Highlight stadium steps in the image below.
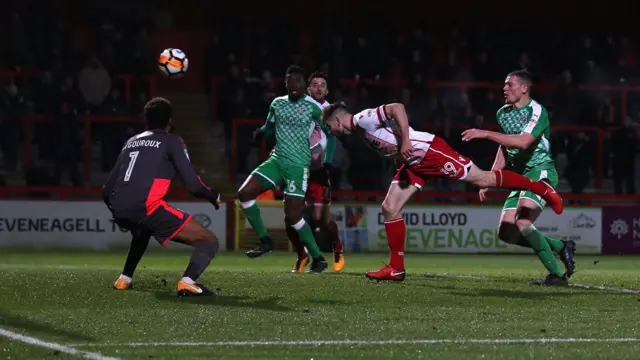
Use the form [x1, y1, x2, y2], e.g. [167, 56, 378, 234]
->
[157, 92, 236, 197]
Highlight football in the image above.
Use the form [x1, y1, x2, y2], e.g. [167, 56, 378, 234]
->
[158, 48, 188, 78]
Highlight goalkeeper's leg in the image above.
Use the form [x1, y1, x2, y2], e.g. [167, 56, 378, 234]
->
[114, 229, 151, 290]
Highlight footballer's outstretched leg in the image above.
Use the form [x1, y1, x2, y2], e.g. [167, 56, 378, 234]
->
[498, 201, 573, 285]
[113, 230, 151, 290]
[365, 182, 418, 282]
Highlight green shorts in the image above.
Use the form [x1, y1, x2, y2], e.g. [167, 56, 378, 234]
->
[502, 167, 558, 211]
[251, 157, 309, 198]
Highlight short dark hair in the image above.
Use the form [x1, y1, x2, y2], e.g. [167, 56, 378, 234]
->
[144, 97, 173, 129]
[308, 71, 328, 85]
[322, 102, 349, 123]
[286, 65, 305, 77]
[508, 70, 533, 88]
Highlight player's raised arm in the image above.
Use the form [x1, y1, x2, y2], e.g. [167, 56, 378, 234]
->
[384, 103, 413, 159]
[168, 135, 221, 207]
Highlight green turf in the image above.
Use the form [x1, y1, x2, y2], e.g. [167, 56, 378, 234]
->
[1, 251, 640, 360]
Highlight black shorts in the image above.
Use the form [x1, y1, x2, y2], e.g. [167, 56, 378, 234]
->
[113, 200, 192, 245]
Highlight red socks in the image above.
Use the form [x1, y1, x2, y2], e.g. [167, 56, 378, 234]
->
[384, 218, 406, 270]
[327, 220, 343, 252]
[493, 170, 546, 195]
[286, 225, 307, 259]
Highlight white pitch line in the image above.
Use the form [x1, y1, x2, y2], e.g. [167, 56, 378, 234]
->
[424, 273, 640, 295]
[570, 283, 640, 295]
[0, 328, 120, 360]
[69, 338, 640, 347]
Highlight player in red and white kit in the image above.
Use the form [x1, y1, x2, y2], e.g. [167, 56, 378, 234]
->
[322, 102, 564, 281]
[288, 72, 345, 273]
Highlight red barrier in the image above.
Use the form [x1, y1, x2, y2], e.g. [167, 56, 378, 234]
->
[0, 186, 190, 200]
[220, 76, 639, 189]
[230, 118, 614, 188]
[1, 115, 145, 183]
[0, 72, 156, 107]
[2, 186, 638, 207]
[1, 72, 156, 182]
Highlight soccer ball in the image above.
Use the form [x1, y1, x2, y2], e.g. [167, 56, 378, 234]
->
[158, 48, 188, 78]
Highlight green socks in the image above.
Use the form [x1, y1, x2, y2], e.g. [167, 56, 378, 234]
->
[242, 200, 323, 259]
[295, 222, 322, 259]
[545, 236, 565, 253]
[522, 227, 564, 276]
[506, 231, 565, 254]
[242, 202, 270, 239]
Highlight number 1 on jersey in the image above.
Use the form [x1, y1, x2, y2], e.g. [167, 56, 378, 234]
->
[124, 151, 139, 182]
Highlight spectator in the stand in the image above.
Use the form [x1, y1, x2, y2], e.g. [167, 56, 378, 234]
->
[611, 116, 638, 194]
[618, 37, 637, 81]
[33, 71, 57, 115]
[355, 86, 376, 110]
[227, 87, 252, 173]
[400, 88, 425, 128]
[565, 132, 593, 196]
[437, 50, 461, 81]
[103, 88, 127, 116]
[129, 27, 155, 74]
[472, 51, 496, 81]
[475, 90, 503, 120]
[131, 91, 148, 117]
[404, 50, 426, 81]
[79, 56, 112, 114]
[52, 101, 81, 186]
[552, 70, 580, 125]
[1, 82, 27, 171]
[100, 88, 130, 170]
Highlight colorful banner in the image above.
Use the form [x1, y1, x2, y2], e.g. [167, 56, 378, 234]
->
[601, 207, 640, 254]
[0, 201, 227, 250]
[347, 205, 601, 254]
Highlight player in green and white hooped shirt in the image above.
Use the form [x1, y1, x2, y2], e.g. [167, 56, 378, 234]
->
[462, 70, 576, 286]
[237, 65, 328, 273]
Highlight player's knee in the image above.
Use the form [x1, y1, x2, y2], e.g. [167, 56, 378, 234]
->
[381, 199, 401, 220]
[498, 222, 520, 244]
[237, 187, 252, 203]
[515, 219, 535, 236]
[197, 228, 217, 244]
[285, 211, 303, 225]
[285, 205, 304, 224]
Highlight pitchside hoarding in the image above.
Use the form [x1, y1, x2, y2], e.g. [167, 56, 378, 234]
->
[246, 203, 602, 254]
[0, 201, 227, 250]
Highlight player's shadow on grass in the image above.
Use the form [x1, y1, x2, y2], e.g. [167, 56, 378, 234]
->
[448, 289, 577, 300]
[153, 292, 292, 312]
[0, 312, 95, 341]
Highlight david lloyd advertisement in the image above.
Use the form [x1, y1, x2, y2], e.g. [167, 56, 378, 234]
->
[361, 205, 601, 254]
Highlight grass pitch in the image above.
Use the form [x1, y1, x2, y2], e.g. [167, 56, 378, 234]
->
[1, 250, 640, 359]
